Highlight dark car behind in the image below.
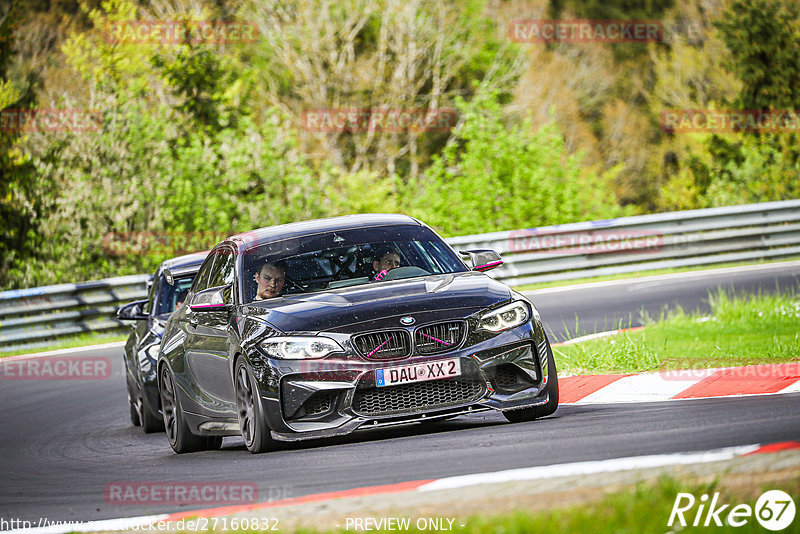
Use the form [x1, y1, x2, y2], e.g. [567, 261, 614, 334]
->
[117, 251, 208, 432]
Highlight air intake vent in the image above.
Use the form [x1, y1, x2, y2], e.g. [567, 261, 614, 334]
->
[492, 363, 535, 392]
[414, 321, 466, 354]
[353, 377, 485, 416]
[353, 330, 411, 360]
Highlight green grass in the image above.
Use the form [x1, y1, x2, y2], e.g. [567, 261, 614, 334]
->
[516, 256, 800, 291]
[241, 474, 800, 534]
[0, 330, 128, 357]
[443, 476, 800, 534]
[553, 290, 800, 374]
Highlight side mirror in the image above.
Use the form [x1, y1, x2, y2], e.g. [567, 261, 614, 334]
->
[190, 285, 232, 312]
[163, 268, 175, 286]
[117, 299, 149, 321]
[460, 249, 503, 272]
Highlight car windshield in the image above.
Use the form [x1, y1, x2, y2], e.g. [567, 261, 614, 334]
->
[241, 225, 467, 302]
[155, 274, 195, 316]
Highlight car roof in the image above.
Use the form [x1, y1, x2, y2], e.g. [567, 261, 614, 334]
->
[159, 250, 210, 271]
[226, 214, 423, 250]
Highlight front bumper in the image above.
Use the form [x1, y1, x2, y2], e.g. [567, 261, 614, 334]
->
[247, 321, 552, 442]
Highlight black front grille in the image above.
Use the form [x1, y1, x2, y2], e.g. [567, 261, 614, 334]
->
[353, 377, 485, 416]
[353, 330, 411, 360]
[414, 321, 466, 354]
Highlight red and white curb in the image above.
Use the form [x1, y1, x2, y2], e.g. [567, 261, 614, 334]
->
[9, 441, 800, 534]
[557, 362, 800, 404]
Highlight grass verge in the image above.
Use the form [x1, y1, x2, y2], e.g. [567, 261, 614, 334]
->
[441, 476, 800, 534]
[516, 256, 800, 291]
[0, 330, 128, 357]
[553, 290, 800, 374]
[263, 472, 800, 534]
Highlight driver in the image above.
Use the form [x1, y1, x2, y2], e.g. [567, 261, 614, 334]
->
[372, 247, 401, 281]
[254, 261, 286, 300]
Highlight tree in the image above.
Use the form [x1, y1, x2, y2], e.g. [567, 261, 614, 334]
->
[714, 0, 800, 112]
[412, 91, 628, 236]
[0, 0, 41, 288]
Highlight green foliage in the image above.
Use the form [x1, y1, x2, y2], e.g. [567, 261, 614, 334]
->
[0, 0, 42, 287]
[5, 0, 800, 288]
[413, 91, 629, 236]
[715, 0, 800, 112]
[7, 0, 329, 287]
[662, 132, 800, 210]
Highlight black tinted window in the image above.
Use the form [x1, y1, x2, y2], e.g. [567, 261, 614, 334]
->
[207, 247, 235, 289]
[192, 255, 216, 293]
[241, 225, 467, 302]
[155, 275, 195, 315]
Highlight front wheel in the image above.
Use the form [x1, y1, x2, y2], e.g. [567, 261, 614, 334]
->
[159, 366, 209, 453]
[503, 341, 559, 423]
[235, 358, 274, 454]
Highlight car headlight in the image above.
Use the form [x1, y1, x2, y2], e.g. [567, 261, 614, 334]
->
[260, 336, 344, 359]
[478, 301, 530, 332]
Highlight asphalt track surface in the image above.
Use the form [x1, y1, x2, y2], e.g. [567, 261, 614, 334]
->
[1, 263, 799, 525]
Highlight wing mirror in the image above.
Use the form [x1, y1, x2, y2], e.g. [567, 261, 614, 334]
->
[190, 285, 232, 312]
[117, 299, 149, 320]
[460, 249, 503, 272]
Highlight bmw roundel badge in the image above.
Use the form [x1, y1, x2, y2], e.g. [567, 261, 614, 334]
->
[400, 316, 415, 326]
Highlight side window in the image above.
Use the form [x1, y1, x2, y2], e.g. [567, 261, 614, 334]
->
[207, 247, 235, 289]
[192, 255, 217, 294]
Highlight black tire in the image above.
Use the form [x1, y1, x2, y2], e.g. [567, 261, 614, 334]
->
[235, 358, 274, 454]
[127, 379, 141, 427]
[140, 389, 165, 434]
[503, 341, 559, 423]
[159, 366, 208, 453]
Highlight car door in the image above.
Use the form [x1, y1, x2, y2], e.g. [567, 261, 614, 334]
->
[127, 275, 157, 386]
[184, 246, 238, 418]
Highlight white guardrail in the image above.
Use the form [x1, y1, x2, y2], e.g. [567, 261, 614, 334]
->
[1, 200, 799, 352]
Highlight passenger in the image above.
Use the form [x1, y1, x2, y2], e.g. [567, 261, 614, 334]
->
[372, 247, 402, 281]
[174, 288, 189, 310]
[254, 261, 286, 300]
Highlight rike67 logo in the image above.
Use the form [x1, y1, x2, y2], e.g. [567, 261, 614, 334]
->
[669, 490, 795, 531]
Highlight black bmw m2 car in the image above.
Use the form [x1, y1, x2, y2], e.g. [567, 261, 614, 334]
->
[157, 215, 558, 453]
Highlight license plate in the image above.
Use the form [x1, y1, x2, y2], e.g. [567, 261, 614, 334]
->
[375, 358, 461, 387]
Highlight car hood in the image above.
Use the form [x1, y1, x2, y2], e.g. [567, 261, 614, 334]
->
[245, 271, 512, 333]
